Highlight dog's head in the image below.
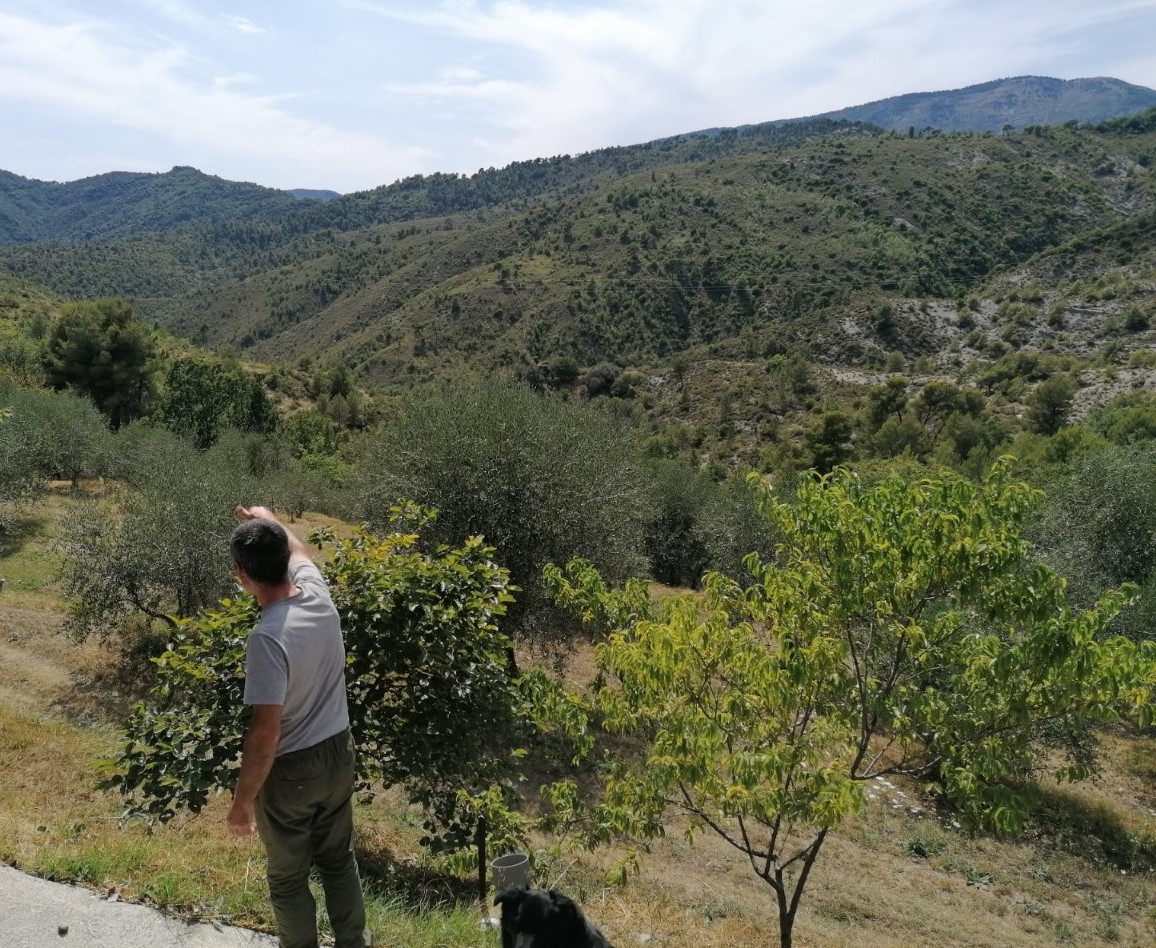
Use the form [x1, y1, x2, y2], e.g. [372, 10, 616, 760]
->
[494, 887, 612, 948]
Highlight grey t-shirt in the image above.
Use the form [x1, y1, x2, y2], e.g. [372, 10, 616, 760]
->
[243, 559, 350, 755]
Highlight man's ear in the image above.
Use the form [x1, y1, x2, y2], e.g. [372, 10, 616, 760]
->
[234, 561, 253, 590]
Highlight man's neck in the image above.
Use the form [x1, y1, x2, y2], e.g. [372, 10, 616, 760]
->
[254, 581, 297, 609]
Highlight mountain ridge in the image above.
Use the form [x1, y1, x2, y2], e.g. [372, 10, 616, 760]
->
[3, 75, 1153, 246]
[0, 76, 1154, 399]
[140, 115, 1155, 384]
[810, 75, 1156, 134]
[681, 76, 1156, 141]
[0, 165, 300, 245]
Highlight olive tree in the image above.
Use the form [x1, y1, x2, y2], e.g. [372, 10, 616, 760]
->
[546, 461, 1155, 948]
[0, 403, 33, 529]
[59, 424, 239, 642]
[6, 387, 110, 485]
[1031, 445, 1156, 641]
[644, 462, 779, 589]
[643, 460, 714, 588]
[356, 380, 650, 652]
[0, 387, 110, 526]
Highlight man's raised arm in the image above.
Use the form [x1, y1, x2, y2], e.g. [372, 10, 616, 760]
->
[234, 505, 312, 563]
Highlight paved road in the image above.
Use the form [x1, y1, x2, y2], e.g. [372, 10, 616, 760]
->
[1, 865, 276, 948]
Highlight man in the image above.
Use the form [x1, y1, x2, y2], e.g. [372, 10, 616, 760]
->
[227, 505, 369, 948]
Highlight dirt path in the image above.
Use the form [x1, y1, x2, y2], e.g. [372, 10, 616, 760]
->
[0, 603, 123, 721]
[0, 606, 74, 713]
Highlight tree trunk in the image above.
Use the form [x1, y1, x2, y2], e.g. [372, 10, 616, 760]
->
[774, 829, 828, 947]
[779, 911, 794, 948]
[773, 879, 794, 948]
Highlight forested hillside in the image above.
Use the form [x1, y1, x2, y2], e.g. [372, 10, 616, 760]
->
[0, 166, 305, 244]
[2, 112, 1153, 390]
[161, 114, 1156, 381]
[0, 118, 867, 303]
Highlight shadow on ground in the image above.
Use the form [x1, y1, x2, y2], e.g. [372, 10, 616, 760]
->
[0, 511, 47, 559]
[356, 845, 478, 910]
[1028, 782, 1156, 871]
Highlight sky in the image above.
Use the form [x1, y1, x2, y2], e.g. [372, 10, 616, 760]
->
[2, 0, 1155, 194]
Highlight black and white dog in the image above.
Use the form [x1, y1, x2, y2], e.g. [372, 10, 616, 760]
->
[494, 887, 614, 948]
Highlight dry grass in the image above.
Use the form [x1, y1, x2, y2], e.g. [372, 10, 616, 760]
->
[0, 505, 67, 610]
[512, 781, 1155, 948]
[0, 708, 272, 920]
[2, 492, 1156, 946]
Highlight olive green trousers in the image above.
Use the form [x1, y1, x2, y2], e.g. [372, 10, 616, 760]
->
[256, 728, 370, 948]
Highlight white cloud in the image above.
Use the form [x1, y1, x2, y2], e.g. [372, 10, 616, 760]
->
[130, 0, 263, 37]
[212, 73, 261, 90]
[361, 0, 943, 161]
[441, 66, 486, 83]
[363, 0, 1156, 166]
[222, 15, 264, 35]
[0, 10, 426, 190]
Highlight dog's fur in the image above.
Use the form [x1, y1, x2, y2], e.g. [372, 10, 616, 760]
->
[494, 887, 613, 948]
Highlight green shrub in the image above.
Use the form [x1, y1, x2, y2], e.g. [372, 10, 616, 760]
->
[906, 828, 947, 859]
[102, 517, 539, 856]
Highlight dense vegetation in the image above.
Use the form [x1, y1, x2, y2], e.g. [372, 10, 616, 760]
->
[547, 463, 1154, 947]
[0, 166, 302, 244]
[1, 112, 1153, 395]
[3, 101, 1156, 946]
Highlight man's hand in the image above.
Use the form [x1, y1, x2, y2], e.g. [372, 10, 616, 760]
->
[235, 505, 276, 522]
[227, 797, 257, 838]
[229, 704, 281, 839]
[235, 505, 312, 562]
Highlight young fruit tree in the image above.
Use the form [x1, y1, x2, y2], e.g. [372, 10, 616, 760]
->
[102, 511, 537, 854]
[546, 460, 1156, 948]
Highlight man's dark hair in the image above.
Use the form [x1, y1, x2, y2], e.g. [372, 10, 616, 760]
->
[230, 518, 291, 587]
